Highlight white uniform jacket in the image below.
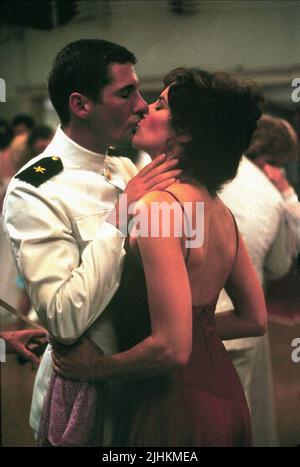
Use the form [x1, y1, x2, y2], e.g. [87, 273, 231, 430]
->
[3, 126, 138, 432]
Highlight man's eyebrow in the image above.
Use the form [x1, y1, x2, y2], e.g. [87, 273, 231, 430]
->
[116, 84, 137, 93]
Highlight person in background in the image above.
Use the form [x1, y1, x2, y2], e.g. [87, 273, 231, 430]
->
[0, 118, 13, 151]
[216, 114, 299, 446]
[11, 114, 35, 137]
[250, 115, 300, 253]
[27, 125, 54, 159]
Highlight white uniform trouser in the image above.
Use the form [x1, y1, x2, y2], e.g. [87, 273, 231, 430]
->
[228, 334, 279, 447]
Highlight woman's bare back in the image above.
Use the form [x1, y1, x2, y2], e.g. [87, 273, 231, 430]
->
[164, 182, 238, 307]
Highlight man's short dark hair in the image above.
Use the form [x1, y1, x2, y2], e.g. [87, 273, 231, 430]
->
[12, 114, 35, 130]
[48, 39, 136, 125]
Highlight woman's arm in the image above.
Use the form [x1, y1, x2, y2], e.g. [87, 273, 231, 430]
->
[52, 191, 192, 381]
[215, 232, 267, 340]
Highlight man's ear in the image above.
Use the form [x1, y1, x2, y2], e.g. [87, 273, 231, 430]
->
[69, 92, 92, 120]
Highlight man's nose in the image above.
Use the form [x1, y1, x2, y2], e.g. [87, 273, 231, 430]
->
[135, 92, 148, 115]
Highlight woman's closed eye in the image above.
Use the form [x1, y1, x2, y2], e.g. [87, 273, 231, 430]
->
[153, 96, 168, 111]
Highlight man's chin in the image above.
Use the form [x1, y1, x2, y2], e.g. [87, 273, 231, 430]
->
[131, 132, 141, 149]
[111, 135, 133, 149]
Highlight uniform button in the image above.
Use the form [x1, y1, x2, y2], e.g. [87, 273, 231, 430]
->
[104, 168, 112, 181]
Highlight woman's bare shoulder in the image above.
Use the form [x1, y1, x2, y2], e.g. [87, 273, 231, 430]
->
[161, 182, 208, 203]
[137, 189, 175, 206]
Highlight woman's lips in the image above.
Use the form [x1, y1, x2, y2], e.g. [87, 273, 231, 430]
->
[132, 121, 142, 134]
[135, 117, 147, 131]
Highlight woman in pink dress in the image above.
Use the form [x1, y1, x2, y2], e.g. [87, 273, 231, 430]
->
[52, 67, 266, 447]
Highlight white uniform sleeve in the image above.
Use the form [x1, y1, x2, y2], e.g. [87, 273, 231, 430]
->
[264, 216, 295, 281]
[215, 288, 234, 313]
[3, 182, 125, 344]
[282, 187, 300, 252]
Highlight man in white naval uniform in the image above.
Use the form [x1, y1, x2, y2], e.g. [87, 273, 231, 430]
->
[3, 39, 180, 443]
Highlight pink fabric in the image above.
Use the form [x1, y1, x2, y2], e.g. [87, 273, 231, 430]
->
[37, 373, 104, 447]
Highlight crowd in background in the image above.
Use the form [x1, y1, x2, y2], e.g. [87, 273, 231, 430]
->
[0, 107, 300, 447]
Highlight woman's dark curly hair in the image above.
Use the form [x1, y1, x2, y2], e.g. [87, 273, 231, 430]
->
[163, 68, 264, 195]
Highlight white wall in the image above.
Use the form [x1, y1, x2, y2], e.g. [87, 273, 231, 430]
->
[0, 0, 300, 120]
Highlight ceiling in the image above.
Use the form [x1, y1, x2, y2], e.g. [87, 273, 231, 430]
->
[0, 0, 202, 30]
